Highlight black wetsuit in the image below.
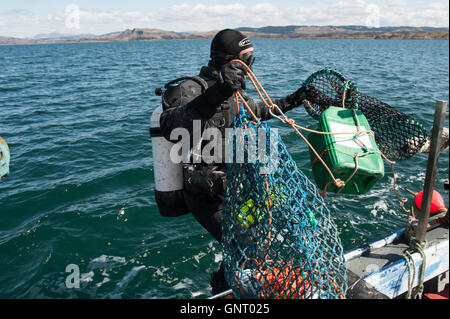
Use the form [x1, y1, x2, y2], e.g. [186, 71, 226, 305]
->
[160, 63, 301, 243]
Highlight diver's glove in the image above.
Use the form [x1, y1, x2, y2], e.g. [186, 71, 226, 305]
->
[218, 61, 248, 96]
[183, 166, 226, 197]
[192, 61, 248, 118]
[284, 86, 307, 108]
[262, 86, 307, 118]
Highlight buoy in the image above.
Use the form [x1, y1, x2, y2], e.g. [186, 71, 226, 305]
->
[414, 190, 447, 215]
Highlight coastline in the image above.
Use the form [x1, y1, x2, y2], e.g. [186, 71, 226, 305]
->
[1, 26, 448, 46]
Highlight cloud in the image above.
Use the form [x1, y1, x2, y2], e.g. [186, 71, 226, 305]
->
[377, 1, 449, 27]
[0, 1, 448, 38]
[149, 1, 449, 31]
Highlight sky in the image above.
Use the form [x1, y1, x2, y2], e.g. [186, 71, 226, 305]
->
[0, 0, 448, 38]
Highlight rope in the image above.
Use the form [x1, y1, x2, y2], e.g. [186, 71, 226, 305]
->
[230, 60, 406, 202]
[403, 249, 416, 299]
[232, 60, 348, 195]
[402, 239, 427, 299]
[341, 87, 347, 108]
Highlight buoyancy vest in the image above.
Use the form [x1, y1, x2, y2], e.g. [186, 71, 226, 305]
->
[150, 67, 240, 217]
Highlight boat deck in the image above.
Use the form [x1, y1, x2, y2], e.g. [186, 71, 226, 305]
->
[346, 222, 448, 299]
[210, 221, 449, 299]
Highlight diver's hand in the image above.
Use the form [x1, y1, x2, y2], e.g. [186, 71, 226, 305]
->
[286, 86, 307, 107]
[218, 61, 247, 95]
[193, 62, 247, 117]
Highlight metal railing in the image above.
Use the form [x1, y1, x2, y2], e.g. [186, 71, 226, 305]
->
[415, 100, 448, 243]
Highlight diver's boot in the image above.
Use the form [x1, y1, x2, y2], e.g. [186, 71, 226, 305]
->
[210, 264, 230, 296]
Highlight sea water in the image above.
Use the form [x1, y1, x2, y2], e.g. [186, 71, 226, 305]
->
[0, 39, 448, 298]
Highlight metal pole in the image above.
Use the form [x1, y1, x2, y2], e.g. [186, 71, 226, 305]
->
[415, 100, 448, 243]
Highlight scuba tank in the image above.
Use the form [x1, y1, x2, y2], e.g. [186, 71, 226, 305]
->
[150, 76, 208, 217]
[150, 105, 188, 217]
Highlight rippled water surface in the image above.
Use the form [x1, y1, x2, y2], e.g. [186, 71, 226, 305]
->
[0, 39, 448, 298]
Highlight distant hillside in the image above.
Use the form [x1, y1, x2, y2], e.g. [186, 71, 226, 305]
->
[0, 36, 34, 45]
[33, 32, 96, 39]
[238, 25, 449, 40]
[0, 28, 215, 45]
[88, 28, 216, 41]
[1, 25, 448, 45]
[237, 25, 449, 34]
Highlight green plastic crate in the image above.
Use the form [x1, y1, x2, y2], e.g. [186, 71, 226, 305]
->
[307, 106, 384, 195]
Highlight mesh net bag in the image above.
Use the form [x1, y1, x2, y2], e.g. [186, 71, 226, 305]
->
[302, 68, 360, 115]
[222, 107, 348, 299]
[355, 92, 429, 161]
[301, 68, 429, 161]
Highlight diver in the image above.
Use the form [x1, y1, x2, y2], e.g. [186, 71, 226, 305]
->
[157, 29, 307, 295]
